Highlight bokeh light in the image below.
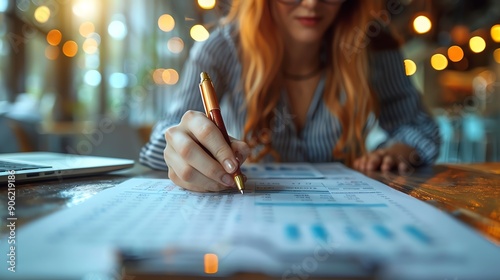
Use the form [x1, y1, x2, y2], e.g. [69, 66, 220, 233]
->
[153, 69, 165, 85]
[469, 36, 486, 53]
[158, 14, 175, 32]
[34, 6, 50, 23]
[0, 0, 9, 12]
[83, 38, 98, 54]
[72, 0, 97, 19]
[190, 25, 210, 42]
[167, 37, 184, 54]
[413, 15, 432, 34]
[431, 54, 448, 71]
[447, 45, 464, 62]
[162, 69, 179, 85]
[84, 70, 102, 86]
[62, 41, 78, 57]
[491, 25, 500, 43]
[47, 29, 62, 46]
[79, 22, 95, 37]
[198, 0, 216, 10]
[108, 19, 127, 40]
[109, 73, 128, 88]
[403, 59, 417, 76]
[45, 45, 59, 60]
[87, 32, 102, 45]
[494, 48, 500, 64]
[204, 254, 218, 274]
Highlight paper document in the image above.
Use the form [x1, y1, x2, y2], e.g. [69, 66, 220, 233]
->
[241, 163, 324, 178]
[1, 163, 500, 280]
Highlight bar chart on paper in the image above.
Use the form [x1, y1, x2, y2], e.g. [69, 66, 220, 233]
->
[241, 179, 452, 258]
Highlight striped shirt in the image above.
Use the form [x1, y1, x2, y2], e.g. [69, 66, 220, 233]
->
[139, 25, 440, 170]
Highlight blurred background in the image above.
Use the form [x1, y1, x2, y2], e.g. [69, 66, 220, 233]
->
[0, 0, 499, 163]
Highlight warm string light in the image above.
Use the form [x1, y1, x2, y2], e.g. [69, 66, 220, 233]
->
[469, 36, 486, 53]
[404, 59, 417, 76]
[491, 25, 500, 42]
[46, 29, 62, 46]
[62, 41, 78, 57]
[190, 24, 210, 42]
[153, 69, 179, 85]
[431, 54, 448, 71]
[79, 22, 95, 37]
[447, 46, 464, 62]
[158, 14, 175, 32]
[494, 49, 500, 64]
[167, 37, 184, 54]
[425, 23, 500, 71]
[198, 0, 216, 10]
[409, 10, 499, 72]
[36, 4, 215, 86]
[413, 15, 432, 34]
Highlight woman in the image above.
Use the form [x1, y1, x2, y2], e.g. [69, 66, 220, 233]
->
[140, 0, 440, 192]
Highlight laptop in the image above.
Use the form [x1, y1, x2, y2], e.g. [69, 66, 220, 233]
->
[0, 152, 135, 184]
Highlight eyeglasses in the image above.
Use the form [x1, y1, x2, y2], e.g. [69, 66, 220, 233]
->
[276, 0, 346, 5]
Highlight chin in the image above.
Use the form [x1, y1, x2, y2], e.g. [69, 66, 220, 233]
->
[292, 34, 325, 44]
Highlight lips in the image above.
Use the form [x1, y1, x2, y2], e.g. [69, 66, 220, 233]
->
[296, 16, 321, 27]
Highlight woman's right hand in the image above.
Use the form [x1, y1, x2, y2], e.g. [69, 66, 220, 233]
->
[164, 110, 250, 192]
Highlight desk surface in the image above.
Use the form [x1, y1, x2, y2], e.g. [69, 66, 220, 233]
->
[1, 163, 499, 279]
[367, 163, 500, 244]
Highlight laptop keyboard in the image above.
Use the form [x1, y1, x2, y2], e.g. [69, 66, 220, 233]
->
[0, 160, 52, 172]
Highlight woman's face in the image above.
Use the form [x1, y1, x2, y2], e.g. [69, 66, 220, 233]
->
[270, 0, 344, 45]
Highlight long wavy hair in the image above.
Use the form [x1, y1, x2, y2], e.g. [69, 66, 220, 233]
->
[225, 0, 382, 166]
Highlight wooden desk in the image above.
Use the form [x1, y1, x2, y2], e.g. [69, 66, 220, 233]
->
[1, 163, 499, 279]
[367, 163, 500, 244]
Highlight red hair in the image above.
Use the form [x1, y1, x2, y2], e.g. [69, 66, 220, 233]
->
[226, 0, 382, 165]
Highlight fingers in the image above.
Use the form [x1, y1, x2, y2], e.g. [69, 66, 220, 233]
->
[353, 150, 386, 172]
[168, 165, 227, 193]
[166, 127, 235, 188]
[165, 146, 230, 193]
[163, 110, 247, 192]
[183, 111, 239, 174]
[230, 137, 250, 165]
[380, 154, 395, 172]
[398, 161, 409, 173]
[353, 149, 412, 173]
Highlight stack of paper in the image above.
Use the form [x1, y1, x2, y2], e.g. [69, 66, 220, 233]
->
[1, 163, 499, 279]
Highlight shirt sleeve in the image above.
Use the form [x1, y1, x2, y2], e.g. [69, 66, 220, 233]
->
[139, 27, 236, 170]
[369, 50, 441, 166]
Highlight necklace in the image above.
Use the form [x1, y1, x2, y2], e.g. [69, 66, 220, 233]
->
[283, 64, 324, 80]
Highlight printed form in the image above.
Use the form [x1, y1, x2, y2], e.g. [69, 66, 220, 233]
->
[2, 163, 500, 279]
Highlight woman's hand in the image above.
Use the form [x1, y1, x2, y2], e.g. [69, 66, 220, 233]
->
[164, 110, 250, 192]
[353, 143, 420, 173]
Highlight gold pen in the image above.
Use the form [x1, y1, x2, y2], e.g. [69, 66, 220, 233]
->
[199, 72, 245, 194]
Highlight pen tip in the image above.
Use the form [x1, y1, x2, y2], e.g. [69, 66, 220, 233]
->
[234, 175, 245, 195]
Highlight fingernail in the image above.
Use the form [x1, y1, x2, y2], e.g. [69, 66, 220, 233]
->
[222, 174, 234, 186]
[224, 159, 236, 172]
